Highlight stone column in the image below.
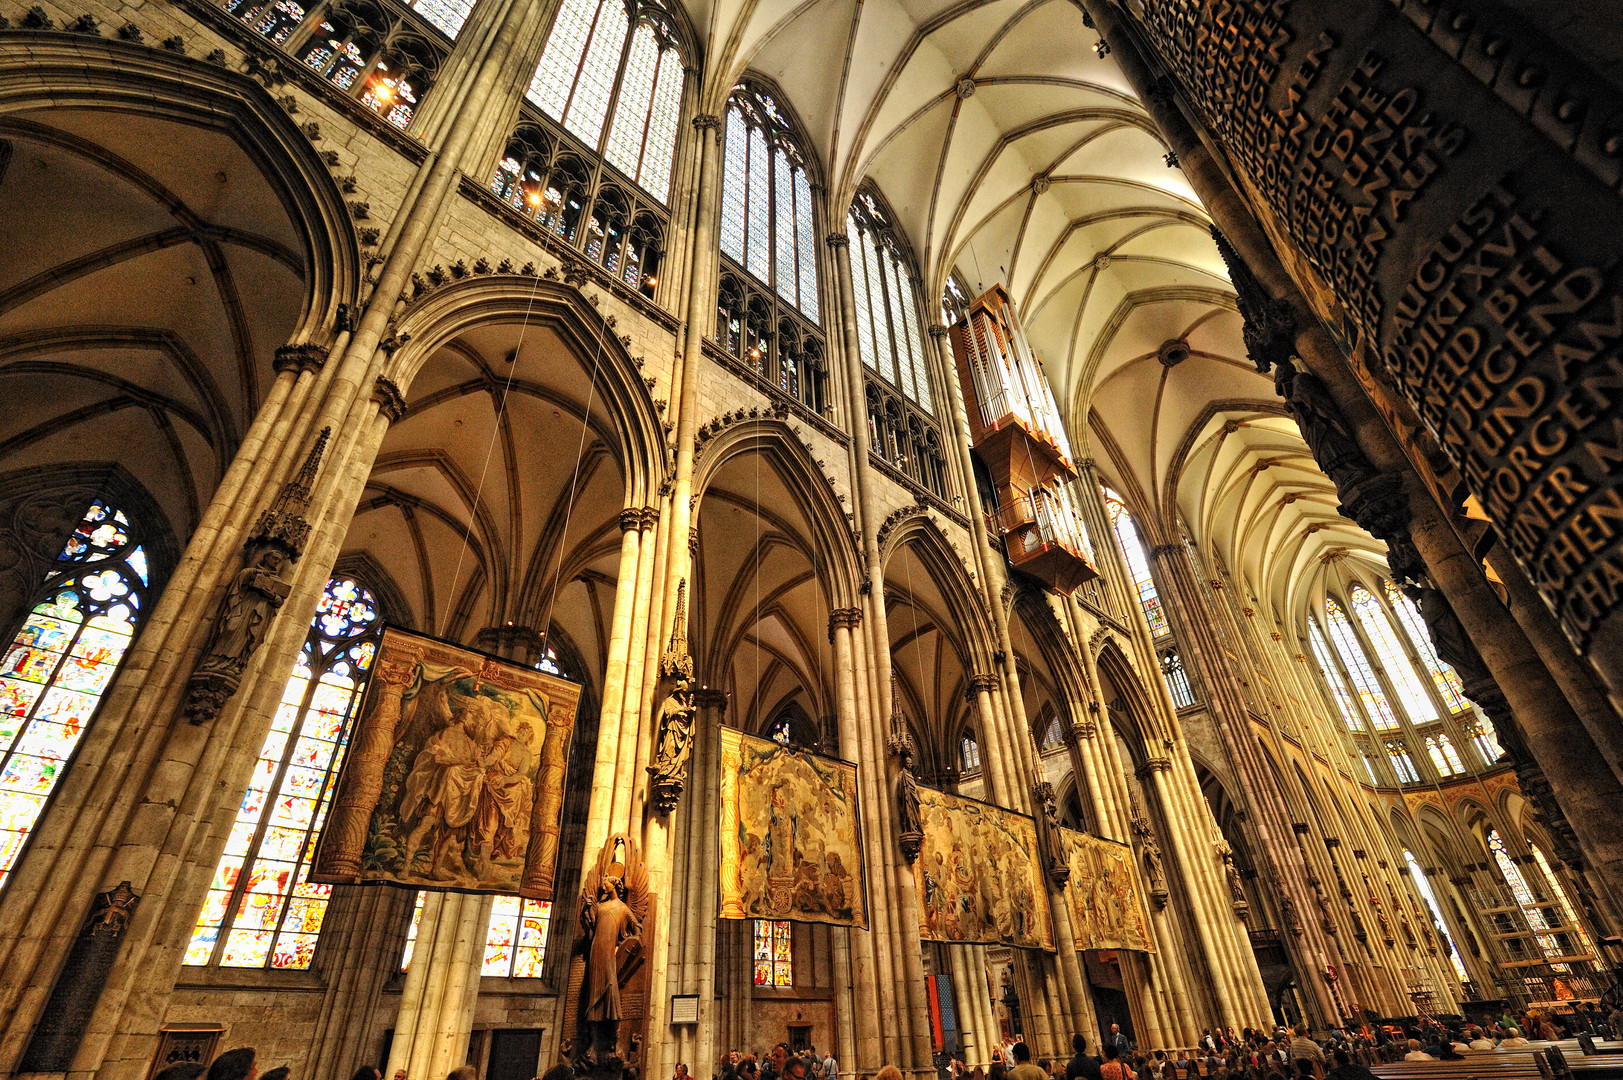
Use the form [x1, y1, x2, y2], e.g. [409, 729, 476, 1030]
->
[386, 891, 493, 1080]
[307, 886, 418, 1080]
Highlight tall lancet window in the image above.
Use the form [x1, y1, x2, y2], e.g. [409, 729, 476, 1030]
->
[524, 0, 684, 201]
[185, 577, 379, 970]
[1102, 489, 1168, 638]
[1324, 596, 1398, 731]
[1384, 580, 1470, 714]
[1349, 583, 1437, 723]
[1404, 850, 1469, 980]
[848, 190, 932, 413]
[1308, 620, 1363, 731]
[718, 81, 818, 320]
[0, 501, 150, 890]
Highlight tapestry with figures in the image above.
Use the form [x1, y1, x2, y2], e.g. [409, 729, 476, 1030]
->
[914, 787, 1053, 950]
[717, 727, 868, 928]
[1061, 828, 1156, 952]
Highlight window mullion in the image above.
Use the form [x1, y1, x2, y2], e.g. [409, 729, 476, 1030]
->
[595, 10, 639, 155]
[210, 642, 322, 966]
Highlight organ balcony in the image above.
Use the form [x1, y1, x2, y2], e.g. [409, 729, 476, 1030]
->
[990, 484, 1099, 595]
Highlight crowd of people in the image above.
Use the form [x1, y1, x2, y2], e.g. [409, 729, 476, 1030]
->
[148, 1001, 1623, 1080]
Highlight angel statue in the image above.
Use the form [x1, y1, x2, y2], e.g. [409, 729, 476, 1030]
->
[649, 579, 695, 814]
[573, 834, 651, 1075]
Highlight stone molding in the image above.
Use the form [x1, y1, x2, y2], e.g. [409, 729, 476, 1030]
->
[372, 375, 406, 422]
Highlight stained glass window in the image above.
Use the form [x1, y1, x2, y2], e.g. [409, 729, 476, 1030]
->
[1039, 711, 1066, 752]
[767, 717, 792, 746]
[941, 274, 971, 327]
[1404, 850, 1468, 981]
[960, 732, 981, 774]
[1384, 581, 1470, 714]
[537, 646, 565, 676]
[401, 890, 427, 971]
[483, 895, 554, 977]
[1385, 740, 1419, 783]
[1463, 716, 1502, 765]
[184, 577, 379, 970]
[1425, 734, 1464, 777]
[1325, 597, 1399, 730]
[1308, 621, 1363, 731]
[753, 919, 792, 986]
[848, 192, 933, 415]
[408, 0, 473, 37]
[526, 0, 684, 203]
[0, 501, 148, 891]
[718, 83, 818, 318]
[1349, 583, 1438, 723]
[1102, 490, 1169, 638]
[1161, 650, 1195, 708]
[1487, 829, 1565, 965]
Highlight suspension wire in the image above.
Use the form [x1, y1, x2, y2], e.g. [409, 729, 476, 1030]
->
[440, 270, 550, 641]
[537, 303, 614, 654]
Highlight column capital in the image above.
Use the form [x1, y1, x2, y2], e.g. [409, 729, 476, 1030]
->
[828, 607, 863, 638]
[373, 375, 407, 422]
[824, 232, 850, 249]
[1134, 757, 1171, 778]
[1071, 719, 1097, 740]
[693, 687, 728, 712]
[964, 672, 999, 701]
[474, 624, 542, 661]
[928, 323, 950, 340]
[692, 113, 723, 130]
[273, 342, 328, 375]
[619, 507, 645, 532]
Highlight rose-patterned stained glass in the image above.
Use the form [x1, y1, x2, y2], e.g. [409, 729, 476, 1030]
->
[0, 501, 148, 891]
[482, 894, 553, 977]
[1102, 491, 1169, 638]
[1325, 597, 1400, 731]
[184, 577, 379, 969]
[1349, 583, 1438, 724]
[753, 919, 792, 986]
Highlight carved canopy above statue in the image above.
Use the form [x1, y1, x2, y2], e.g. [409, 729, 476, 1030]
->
[1061, 828, 1156, 953]
[914, 787, 1054, 951]
[717, 727, 868, 928]
[313, 626, 581, 898]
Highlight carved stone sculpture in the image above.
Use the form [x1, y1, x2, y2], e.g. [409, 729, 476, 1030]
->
[1279, 891, 1304, 938]
[1034, 781, 1070, 887]
[570, 834, 650, 1076]
[648, 580, 695, 814]
[1131, 816, 1167, 908]
[184, 428, 329, 723]
[1224, 852, 1249, 921]
[887, 679, 924, 862]
[17, 881, 141, 1071]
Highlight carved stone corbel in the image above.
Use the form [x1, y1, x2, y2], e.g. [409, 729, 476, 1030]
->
[183, 428, 330, 724]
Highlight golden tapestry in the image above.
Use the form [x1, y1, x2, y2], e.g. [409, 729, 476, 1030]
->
[1061, 828, 1155, 953]
[313, 627, 580, 898]
[717, 728, 867, 928]
[914, 788, 1053, 950]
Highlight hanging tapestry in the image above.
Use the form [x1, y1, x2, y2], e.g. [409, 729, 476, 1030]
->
[1060, 828, 1155, 953]
[717, 727, 868, 928]
[914, 787, 1053, 950]
[313, 626, 580, 898]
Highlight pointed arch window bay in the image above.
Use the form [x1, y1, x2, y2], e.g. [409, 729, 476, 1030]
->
[0, 501, 150, 891]
[1102, 489, 1168, 638]
[719, 80, 819, 320]
[184, 577, 380, 970]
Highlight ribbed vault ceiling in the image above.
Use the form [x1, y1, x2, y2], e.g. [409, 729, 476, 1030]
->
[688, 0, 1386, 618]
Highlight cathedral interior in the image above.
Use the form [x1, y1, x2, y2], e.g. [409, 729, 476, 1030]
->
[2, 0, 1623, 1077]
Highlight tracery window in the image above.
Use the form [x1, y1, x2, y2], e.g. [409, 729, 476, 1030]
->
[1487, 829, 1565, 964]
[1384, 581, 1470, 714]
[1463, 716, 1502, 765]
[1038, 709, 1066, 752]
[1102, 490, 1169, 637]
[537, 646, 564, 676]
[766, 716, 792, 746]
[524, 0, 684, 202]
[483, 895, 554, 976]
[848, 191, 932, 414]
[1349, 583, 1438, 723]
[1325, 597, 1399, 731]
[0, 501, 149, 891]
[960, 731, 981, 775]
[754, 919, 792, 986]
[1404, 850, 1468, 981]
[185, 577, 379, 970]
[1308, 620, 1363, 731]
[1385, 739, 1419, 784]
[1424, 734, 1464, 777]
[719, 84, 818, 317]
[940, 273, 972, 327]
[1160, 649, 1195, 709]
[713, 81, 828, 418]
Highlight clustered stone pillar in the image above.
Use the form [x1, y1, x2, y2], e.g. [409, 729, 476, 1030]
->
[386, 891, 494, 1080]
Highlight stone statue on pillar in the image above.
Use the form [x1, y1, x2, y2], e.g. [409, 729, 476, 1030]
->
[1033, 781, 1070, 887]
[648, 579, 695, 814]
[1217, 840, 1248, 921]
[1131, 816, 1167, 909]
[184, 427, 330, 723]
[886, 675, 923, 862]
[569, 834, 652, 1079]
